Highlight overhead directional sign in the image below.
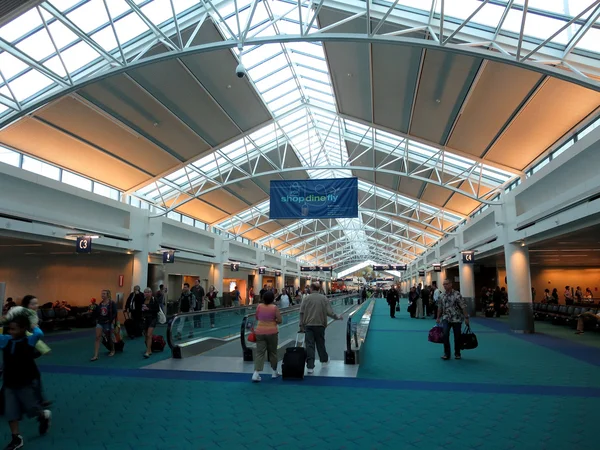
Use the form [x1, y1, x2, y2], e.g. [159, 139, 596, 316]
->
[372, 265, 386, 271]
[462, 251, 475, 264]
[76, 237, 92, 254]
[230, 262, 240, 271]
[433, 264, 442, 272]
[321, 265, 332, 272]
[258, 267, 266, 275]
[275, 271, 281, 277]
[162, 250, 175, 264]
[418, 270, 425, 276]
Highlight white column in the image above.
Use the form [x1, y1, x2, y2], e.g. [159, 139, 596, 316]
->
[458, 254, 476, 316]
[504, 242, 535, 333]
[132, 251, 148, 290]
[212, 264, 224, 295]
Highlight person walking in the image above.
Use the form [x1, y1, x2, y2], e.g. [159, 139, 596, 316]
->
[386, 287, 399, 318]
[176, 283, 197, 340]
[421, 285, 431, 317]
[299, 282, 343, 374]
[251, 291, 283, 382]
[90, 289, 117, 362]
[141, 287, 160, 359]
[191, 279, 205, 330]
[436, 279, 470, 360]
[206, 285, 218, 328]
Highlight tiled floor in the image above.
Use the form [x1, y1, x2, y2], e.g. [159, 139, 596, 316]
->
[7, 299, 600, 449]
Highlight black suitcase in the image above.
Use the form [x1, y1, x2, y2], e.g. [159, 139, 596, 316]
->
[124, 319, 142, 338]
[282, 334, 306, 380]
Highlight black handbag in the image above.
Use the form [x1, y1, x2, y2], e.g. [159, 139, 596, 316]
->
[395, 305, 400, 312]
[461, 325, 478, 350]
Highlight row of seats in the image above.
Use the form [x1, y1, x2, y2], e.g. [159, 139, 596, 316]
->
[533, 303, 600, 332]
[37, 307, 93, 331]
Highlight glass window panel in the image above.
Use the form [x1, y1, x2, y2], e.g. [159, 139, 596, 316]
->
[51, 0, 83, 11]
[46, 20, 79, 49]
[167, 211, 181, 221]
[578, 117, 600, 140]
[268, 90, 301, 111]
[113, 11, 150, 44]
[91, 26, 119, 52]
[576, 27, 600, 53]
[553, 138, 574, 157]
[261, 78, 296, 102]
[93, 182, 111, 198]
[194, 220, 206, 230]
[66, 0, 110, 33]
[141, 0, 175, 26]
[306, 88, 334, 105]
[0, 146, 20, 166]
[0, 8, 42, 43]
[16, 29, 56, 61]
[43, 55, 68, 78]
[291, 53, 328, 72]
[60, 40, 101, 73]
[0, 52, 28, 80]
[248, 53, 288, 79]
[22, 155, 60, 180]
[244, 44, 282, 68]
[8, 69, 54, 101]
[62, 170, 92, 191]
[182, 215, 194, 226]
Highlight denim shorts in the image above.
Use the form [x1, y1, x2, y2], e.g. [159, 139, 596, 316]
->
[96, 323, 113, 333]
[4, 383, 41, 422]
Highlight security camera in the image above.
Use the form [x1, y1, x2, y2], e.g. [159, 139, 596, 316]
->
[235, 63, 246, 78]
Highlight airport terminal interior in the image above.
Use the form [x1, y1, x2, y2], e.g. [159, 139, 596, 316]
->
[0, 0, 600, 449]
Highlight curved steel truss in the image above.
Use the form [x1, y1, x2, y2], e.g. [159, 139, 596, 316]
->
[1, 0, 599, 126]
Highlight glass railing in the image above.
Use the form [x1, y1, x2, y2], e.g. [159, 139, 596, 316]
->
[167, 293, 350, 357]
[345, 298, 375, 364]
[240, 294, 357, 361]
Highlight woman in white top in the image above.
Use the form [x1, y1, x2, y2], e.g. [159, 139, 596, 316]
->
[279, 289, 290, 308]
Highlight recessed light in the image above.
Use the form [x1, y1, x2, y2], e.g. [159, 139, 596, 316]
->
[435, 99, 441, 103]
[347, 73, 352, 77]
[227, 84, 232, 89]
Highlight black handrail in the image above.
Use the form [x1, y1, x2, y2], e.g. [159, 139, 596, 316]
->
[240, 293, 353, 361]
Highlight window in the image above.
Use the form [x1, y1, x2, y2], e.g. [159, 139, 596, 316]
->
[62, 170, 92, 191]
[167, 211, 181, 222]
[194, 220, 206, 230]
[21, 155, 60, 180]
[93, 182, 120, 201]
[0, 147, 20, 167]
[182, 215, 194, 226]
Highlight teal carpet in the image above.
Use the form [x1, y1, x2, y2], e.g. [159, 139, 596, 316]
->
[4, 299, 599, 449]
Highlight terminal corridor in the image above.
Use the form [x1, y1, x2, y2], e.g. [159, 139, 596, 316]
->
[16, 299, 599, 450]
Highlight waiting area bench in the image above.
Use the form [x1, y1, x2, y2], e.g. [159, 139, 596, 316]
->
[533, 303, 600, 332]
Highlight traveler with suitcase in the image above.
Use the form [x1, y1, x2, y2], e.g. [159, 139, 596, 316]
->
[251, 291, 282, 382]
[125, 285, 144, 338]
[90, 290, 117, 361]
[299, 281, 343, 375]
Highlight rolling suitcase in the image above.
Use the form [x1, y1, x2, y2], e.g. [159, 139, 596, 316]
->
[282, 333, 306, 380]
[124, 318, 142, 338]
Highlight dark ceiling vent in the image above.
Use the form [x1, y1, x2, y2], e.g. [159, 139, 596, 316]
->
[0, 0, 43, 28]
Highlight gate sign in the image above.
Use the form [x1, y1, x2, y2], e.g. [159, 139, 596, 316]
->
[372, 265, 386, 271]
[321, 266, 332, 272]
[258, 267, 266, 275]
[300, 266, 312, 272]
[76, 237, 92, 254]
[269, 178, 358, 219]
[230, 262, 240, 271]
[433, 264, 442, 272]
[275, 271, 281, 277]
[462, 251, 475, 263]
[418, 270, 425, 276]
[162, 250, 175, 264]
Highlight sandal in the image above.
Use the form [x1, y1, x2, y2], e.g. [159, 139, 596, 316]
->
[108, 351, 115, 357]
[90, 356, 99, 362]
[143, 353, 151, 359]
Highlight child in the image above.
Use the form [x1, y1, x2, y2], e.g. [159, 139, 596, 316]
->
[0, 314, 51, 450]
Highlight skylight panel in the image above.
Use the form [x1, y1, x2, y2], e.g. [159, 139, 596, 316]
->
[60, 41, 101, 73]
[243, 45, 282, 68]
[46, 20, 78, 49]
[140, 0, 176, 27]
[0, 52, 28, 80]
[261, 78, 297, 102]
[15, 29, 56, 62]
[90, 27, 119, 52]
[9, 69, 53, 102]
[66, 0, 110, 34]
[0, 8, 41, 43]
[113, 11, 151, 44]
[43, 56, 68, 77]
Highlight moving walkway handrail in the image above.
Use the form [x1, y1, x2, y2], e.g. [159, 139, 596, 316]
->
[240, 293, 354, 359]
[166, 303, 259, 351]
[345, 298, 375, 364]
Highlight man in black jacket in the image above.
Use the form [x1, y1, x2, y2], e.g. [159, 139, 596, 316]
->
[126, 285, 144, 337]
[387, 287, 399, 318]
[421, 285, 431, 317]
[191, 279, 205, 329]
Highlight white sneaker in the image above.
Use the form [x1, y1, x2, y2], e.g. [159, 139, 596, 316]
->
[251, 371, 261, 382]
[321, 359, 330, 365]
[272, 370, 280, 379]
[307, 368, 314, 374]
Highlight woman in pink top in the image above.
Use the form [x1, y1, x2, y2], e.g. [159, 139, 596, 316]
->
[252, 291, 282, 382]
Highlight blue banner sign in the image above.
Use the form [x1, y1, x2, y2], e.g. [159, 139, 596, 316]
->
[270, 178, 358, 219]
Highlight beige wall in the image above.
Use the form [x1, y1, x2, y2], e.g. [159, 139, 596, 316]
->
[0, 253, 134, 307]
[497, 265, 600, 302]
